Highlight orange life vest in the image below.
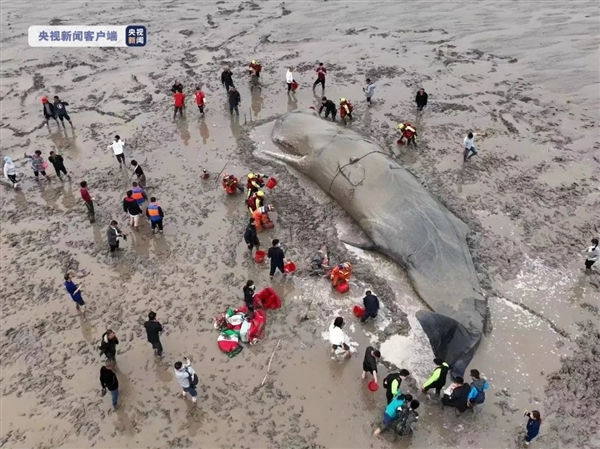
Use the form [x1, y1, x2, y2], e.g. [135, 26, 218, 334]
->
[132, 187, 145, 204]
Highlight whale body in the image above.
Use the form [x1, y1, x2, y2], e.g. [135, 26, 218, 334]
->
[266, 110, 487, 376]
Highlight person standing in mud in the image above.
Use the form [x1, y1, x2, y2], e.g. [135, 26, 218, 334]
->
[108, 135, 126, 167]
[585, 238, 599, 271]
[415, 88, 428, 111]
[146, 197, 165, 233]
[228, 86, 241, 116]
[99, 329, 119, 361]
[107, 220, 126, 253]
[243, 280, 256, 312]
[3, 156, 19, 188]
[221, 66, 235, 91]
[267, 239, 286, 278]
[174, 357, 198, 404]
[523, 410, 542, 447]
[64, 273, 86, 317]
[100, 361, 119, 409]
[53, 95, 73, 127]
[41, 96, 58, 127]
[463, 131, 485, 162]
[171, 80, 183, 93]
[24, 150, 50, 181]
[79, 181, 95, 223]
[286, 67, 295, 93]
[244, 217, 260, 251]
[123, 190, 143, 231]
[194, 87, 206, 116]
[313, 62, 327, 91]
[329, 317, 351, 358]
[173, 89, 185, 119]
[361, 346, 381, 384]
[421, 358, 450, 397]
[130, 160, 147, 189]
[48, 150, 70, 181]
[363, 78, 376, 105]
[319, 97, 337, 121]
[382, 369, 411, 405]
[144, 311, 164, 357]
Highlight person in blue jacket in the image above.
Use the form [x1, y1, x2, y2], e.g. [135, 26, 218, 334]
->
[373, 393, 413, 436]
[524, 410, 542, 446]
[467, 369, 489, 407]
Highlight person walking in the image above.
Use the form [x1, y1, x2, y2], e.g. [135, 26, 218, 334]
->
[286, 68, 295, 94]
[146, 197, 165, 233]
[24, 150, 50, 181]
[53, 95, 73, 127]
[313, 62, 327, 91]
[360, 290, 380, 323]
[64, 273, 86, 317]
[243, 280, 256, 312]
[130, 160, 146, 188]
[108, 135, 126, 167]
[585, 238, 599, 271]
[194, 87, 206, 116]
[79, 181, 95, 223]
[99, 361, 119, 409]
[267, 239, 286, 278]
[98, 329, 119, 361]
[48, 150, 70, 180]
[463, 131, 485, 161]
[123, 190, 143, 231]
[361, 346, 381, 384]
[174, 357, 198, 404]
[221, 66, 235, 91]
[415, 88, 428, 111]
[228, 86, 241, 116]
[173, 89, 185, 119]
[131, 181, 148, 208]
[383, 368, 411, 404]
[363, 78, 376, 105]
[171, 80, 183, 93]
[3, 156, 19, 188]
[329, 317, 351, 358]
[144, 311, 164, 357]
[41, 96, 58, 127]
[107, 220, 126, 253]
[421, 358, 450, 397]
[523, 410, 542, 446]
[319, 97, 337, 121]
[244, 217, 260, 251]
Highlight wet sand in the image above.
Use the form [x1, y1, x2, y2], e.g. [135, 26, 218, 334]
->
[1, 1, 599, 448]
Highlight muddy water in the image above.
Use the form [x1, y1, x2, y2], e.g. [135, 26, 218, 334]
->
[1, 1, 599, 448]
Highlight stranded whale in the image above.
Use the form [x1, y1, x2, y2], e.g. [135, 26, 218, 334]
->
[265, 110, 487, 376]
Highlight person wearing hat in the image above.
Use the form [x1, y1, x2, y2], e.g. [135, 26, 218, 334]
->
[330, 262, 352, 288]
[222, 173, 242, 194]
[3, 156, 19, 188]
[41, 96, 58, 127]
[246, 172, 267, 198]
[252, 204, 274, 232]
[339, 98, 353, 123]
[319, 96, 337, 121]
[363, 79, 376, 105]
[249, 60, 262, 78]
[397, 123, 418, 147]
[247, 190, 265, 213]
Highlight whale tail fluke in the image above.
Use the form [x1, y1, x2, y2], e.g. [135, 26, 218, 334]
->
[416, 310, 482, 379]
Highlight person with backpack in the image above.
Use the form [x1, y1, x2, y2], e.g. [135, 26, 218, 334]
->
[373, 393, 413, 436]
[467, 369, 489, 407]
[383, 368, 410, 404]
[421, 358, 450, 397]
[174, 357, 198, 404]
[393, 399, 420, 439]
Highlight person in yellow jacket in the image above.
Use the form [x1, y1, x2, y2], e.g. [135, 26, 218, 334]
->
[246, 172, 267, 199]
[247, 190, 265, 213]
[397, 123, 418, 147]
[421, 358, 450, 397]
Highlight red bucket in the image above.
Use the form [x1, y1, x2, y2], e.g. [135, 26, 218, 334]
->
[284, 261, 296, 273]
[353, 305, 365, 318]
[263, 221, 275, 230]
[291, 81, 299, 92]
[368, 381, 379, 392]
[336, 281, 350, 294]
[266, 177, 277, 189]
[254, 250, 266, 263]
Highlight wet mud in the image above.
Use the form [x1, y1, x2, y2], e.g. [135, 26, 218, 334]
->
[1, 1, 599, 449]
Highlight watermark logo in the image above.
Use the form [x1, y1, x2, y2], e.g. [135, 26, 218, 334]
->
[29, 26, 146, 47]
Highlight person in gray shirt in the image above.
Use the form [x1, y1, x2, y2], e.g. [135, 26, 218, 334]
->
[106, 220, 126, 253]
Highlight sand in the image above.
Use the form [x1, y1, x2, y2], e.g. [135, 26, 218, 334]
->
[1, 1, 599, 448]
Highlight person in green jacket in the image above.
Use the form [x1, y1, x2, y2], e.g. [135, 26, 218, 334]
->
[421, 358, 450, 397]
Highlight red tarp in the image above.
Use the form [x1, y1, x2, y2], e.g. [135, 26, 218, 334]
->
[253, 287, 282, 310]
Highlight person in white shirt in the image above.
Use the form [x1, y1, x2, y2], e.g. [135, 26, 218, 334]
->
[286, 68, 295, 94]
[463, 132, 485, 162]
[108, 135, 126, 167]
[174, 357, 198, 403]
[329, 317, 351, 358]
[585, 238, 599, 271]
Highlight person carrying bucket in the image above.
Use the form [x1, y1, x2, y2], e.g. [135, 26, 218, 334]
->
[247, 190, 265, 213]
[252, 204, 274, 232]
[246, 172, 267, 199]
[331, 262, 352, 288]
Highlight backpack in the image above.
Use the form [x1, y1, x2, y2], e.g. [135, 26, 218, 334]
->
[471, 384, 485, 404]
[394, 408, 419, 436]
[185, 368, 199, 387]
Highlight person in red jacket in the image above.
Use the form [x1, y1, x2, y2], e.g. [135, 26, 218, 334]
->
[313, 62, 327, 91]
[249, 60, 262, 78]
[80, 181, 95, 223]
[173, 90, 185, 118]
[194, 87, 205, 116]
[340, 98, 353, 123]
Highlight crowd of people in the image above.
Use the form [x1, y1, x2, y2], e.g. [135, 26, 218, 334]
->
[5, 59, 594, 446]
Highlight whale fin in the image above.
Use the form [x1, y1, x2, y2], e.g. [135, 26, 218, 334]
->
[341, 240, 377, 251]
[261, 150, 304, 169]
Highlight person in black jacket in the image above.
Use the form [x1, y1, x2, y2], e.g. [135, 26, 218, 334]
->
[244, 218, 260, 251]
[383, 369, 411, 404]
[267, 239, 286, 278]
[361, 290, 380, 323]
[41, 96, 58, 127]
[99, 329, 119, 361]
[144, 311, 164, 357]
[171, 80, 183, 93]
[243, 280, 256, 312]
[53, 95, 73, 127]
[221, 66, 235, 91]
[48, 150, 69, 180]
[415, 88, 428, 111]
[441, 376, 471, 413]
[228, 87, 241, 115]
[100, 361, 119, 408]
[319, 96, 337, 121]
[123, 190, 143, 230]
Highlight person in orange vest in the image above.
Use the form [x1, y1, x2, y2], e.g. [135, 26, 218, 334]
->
[339, 98, 353, 123]
[252, 204, 274, 232]
[247, 190, 265, 213]
[246, 172, 267, 199]
[222, 173, 243, 194]
[131, 181, 148, 207]
[146, 197, 165, 233]
[249, 60, 262, 78]
[330, 262, 352, 288]
[397, 123, 418, 147]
